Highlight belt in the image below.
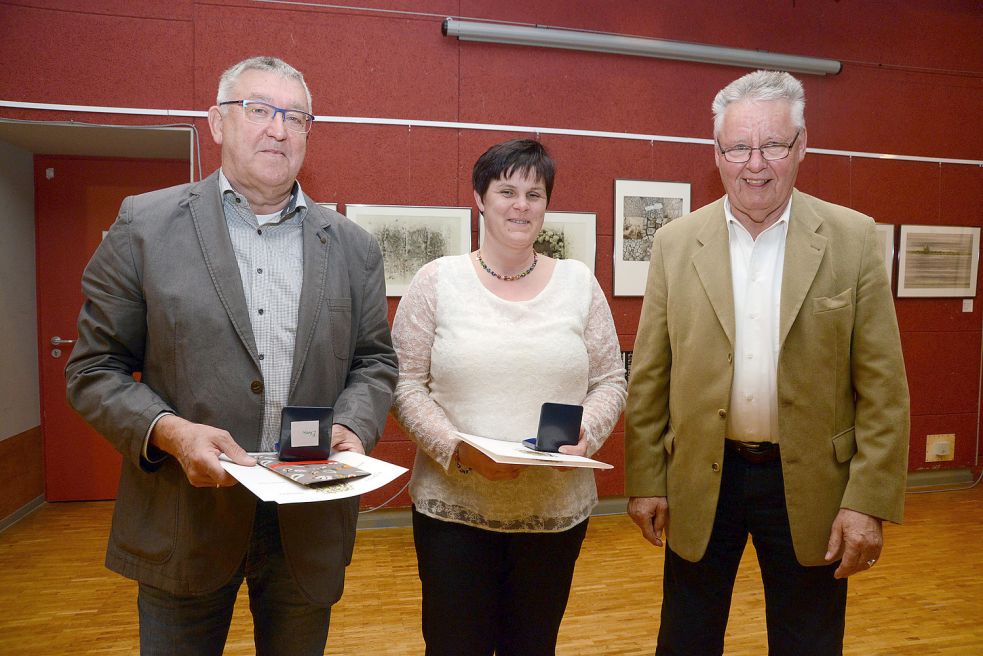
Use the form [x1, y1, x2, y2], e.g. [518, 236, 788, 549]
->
[725, 440, 780, 464]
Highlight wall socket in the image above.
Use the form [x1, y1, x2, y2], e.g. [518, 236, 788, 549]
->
[925, 433, 955, 462]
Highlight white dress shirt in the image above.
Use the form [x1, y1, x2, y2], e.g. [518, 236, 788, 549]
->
[725, 197, 791, 443]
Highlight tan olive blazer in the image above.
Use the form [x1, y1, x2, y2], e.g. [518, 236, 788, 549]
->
[625, 190, 909, 566]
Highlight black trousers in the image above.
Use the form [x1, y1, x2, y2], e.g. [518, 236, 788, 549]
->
[656, 448, 848, 656]
[412, 507, 589, 656]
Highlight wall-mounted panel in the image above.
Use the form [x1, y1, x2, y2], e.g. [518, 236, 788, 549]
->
[0, 5, 194, 107]
[193, 3, 460, 120]
[902, 331, 982, 418]
[849, 158, 943, 225]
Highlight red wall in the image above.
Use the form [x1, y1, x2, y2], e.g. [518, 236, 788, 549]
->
[3, 0, 981, 505]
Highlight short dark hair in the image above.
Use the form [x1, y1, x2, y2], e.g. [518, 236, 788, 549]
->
[472, 138, 555, 204]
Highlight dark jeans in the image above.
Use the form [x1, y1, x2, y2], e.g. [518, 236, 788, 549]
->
[413, 507, 589, 656]
[656, 448, 847, 656]
[137, 501, 331, 656]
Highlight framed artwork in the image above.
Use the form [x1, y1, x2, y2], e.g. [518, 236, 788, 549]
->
[478, 210, 597, 273]
[897, 225, 981, 298]
[318, 202, 338, 212]
[614, 179, 691, 296]
[345, 204, 472, 296]
[874, 223, 895, 284]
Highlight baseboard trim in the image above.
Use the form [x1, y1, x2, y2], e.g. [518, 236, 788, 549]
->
[906, 468, 975, 490]
[6, 471, 975, 535]
[357, 507, 413, 530]
[357, 496, 631, 531]
[0, 496, 44, 533]
[357, 469, 983, 531]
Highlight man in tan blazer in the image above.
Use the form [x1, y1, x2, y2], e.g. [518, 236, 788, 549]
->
[66, 57, 397, 655]
[625, 70, 909, 655]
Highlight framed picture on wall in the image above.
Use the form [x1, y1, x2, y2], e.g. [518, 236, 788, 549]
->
[345, 204, 472, 296]
[478, 211, 597, 273]
[874, 223, 895, 285]
[318, 202, 338, 212]
[897, 225, 981, 298]
[613, 179, 691, 296]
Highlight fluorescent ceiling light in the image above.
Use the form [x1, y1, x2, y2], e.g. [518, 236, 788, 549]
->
[443, 18, 841, 76]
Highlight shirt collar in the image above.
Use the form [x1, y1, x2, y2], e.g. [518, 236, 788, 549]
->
[723, 195, 792, 237]
[218, 169, 307, 218]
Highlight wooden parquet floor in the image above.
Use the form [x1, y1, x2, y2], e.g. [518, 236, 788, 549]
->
[1, 484, 981, 655]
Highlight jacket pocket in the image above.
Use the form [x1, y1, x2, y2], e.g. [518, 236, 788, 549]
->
[327, 297, 353, 359]
[831, 426, 857, 463]
[813, 288, 853, 313]
[113, 465, 178, 563]
[664, 426, 676, 455]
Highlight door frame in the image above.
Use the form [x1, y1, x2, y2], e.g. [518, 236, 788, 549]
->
[0, 119, 196, 511]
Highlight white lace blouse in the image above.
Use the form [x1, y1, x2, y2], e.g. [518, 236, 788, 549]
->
[392, 254, 627, 532]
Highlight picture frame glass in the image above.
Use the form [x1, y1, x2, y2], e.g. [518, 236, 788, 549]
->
[875, 223, 895, 285]
[478, 211, 597, 273]
[614, 180, 691, 296]
[898, 225, 980, 298]
[345, 205, 472, 296]
[897, 225, 980, 298]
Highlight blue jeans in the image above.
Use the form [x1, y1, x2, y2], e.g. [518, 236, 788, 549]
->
[137, 501, 331, 656]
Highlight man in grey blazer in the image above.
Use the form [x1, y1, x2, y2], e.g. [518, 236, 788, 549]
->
[66, 56, 397, 655]
[625, 71, 909, 655]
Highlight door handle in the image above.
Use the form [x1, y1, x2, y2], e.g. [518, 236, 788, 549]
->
[50, 336, 76, 346]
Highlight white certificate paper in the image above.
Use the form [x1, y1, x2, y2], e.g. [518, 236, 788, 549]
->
[456, 432, 613, 470]
[221, 451, 408, 504]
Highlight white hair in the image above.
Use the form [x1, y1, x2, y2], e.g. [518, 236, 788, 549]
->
[216, 56, 312, 112]
[712, 70, 805, 137]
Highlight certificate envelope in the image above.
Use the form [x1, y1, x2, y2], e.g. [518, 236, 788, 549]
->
[221, 451, 407, 504]
[456, 432, 612, 470]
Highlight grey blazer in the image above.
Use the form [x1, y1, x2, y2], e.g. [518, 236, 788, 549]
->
[66, 171, 397, 605]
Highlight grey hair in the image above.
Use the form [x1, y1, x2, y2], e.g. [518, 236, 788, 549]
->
[216, 56, 312, 112]
[712, 70, 805, 137]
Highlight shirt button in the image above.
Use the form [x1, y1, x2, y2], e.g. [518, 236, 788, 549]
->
[257, 229, 263, 235]
[258, 354, 265, 361]
[746, 353, 754, 359]
[711, 462, 720, 472]
[745, 392, 754, 401]
[257, 268, 263, 274]
[258, 309, 264, 315]
[727, 353, 733, 363]
[250, 380, 264, 394]
[718, 409, 727, 418]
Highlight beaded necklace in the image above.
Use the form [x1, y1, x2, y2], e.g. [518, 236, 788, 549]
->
[476, 250, 538, 281]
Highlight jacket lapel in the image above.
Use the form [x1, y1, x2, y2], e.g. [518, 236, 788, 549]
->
[779, 190, 827, 350]
[186, 172, 258, 360]
[692, 199, 735, 346]
[289, 200, 333, 395]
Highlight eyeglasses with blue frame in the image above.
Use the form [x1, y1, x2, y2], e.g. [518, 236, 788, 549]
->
[218, 99, 315, 134]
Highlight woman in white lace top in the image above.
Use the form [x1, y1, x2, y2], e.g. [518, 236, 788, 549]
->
[392, 139, 627, 655]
